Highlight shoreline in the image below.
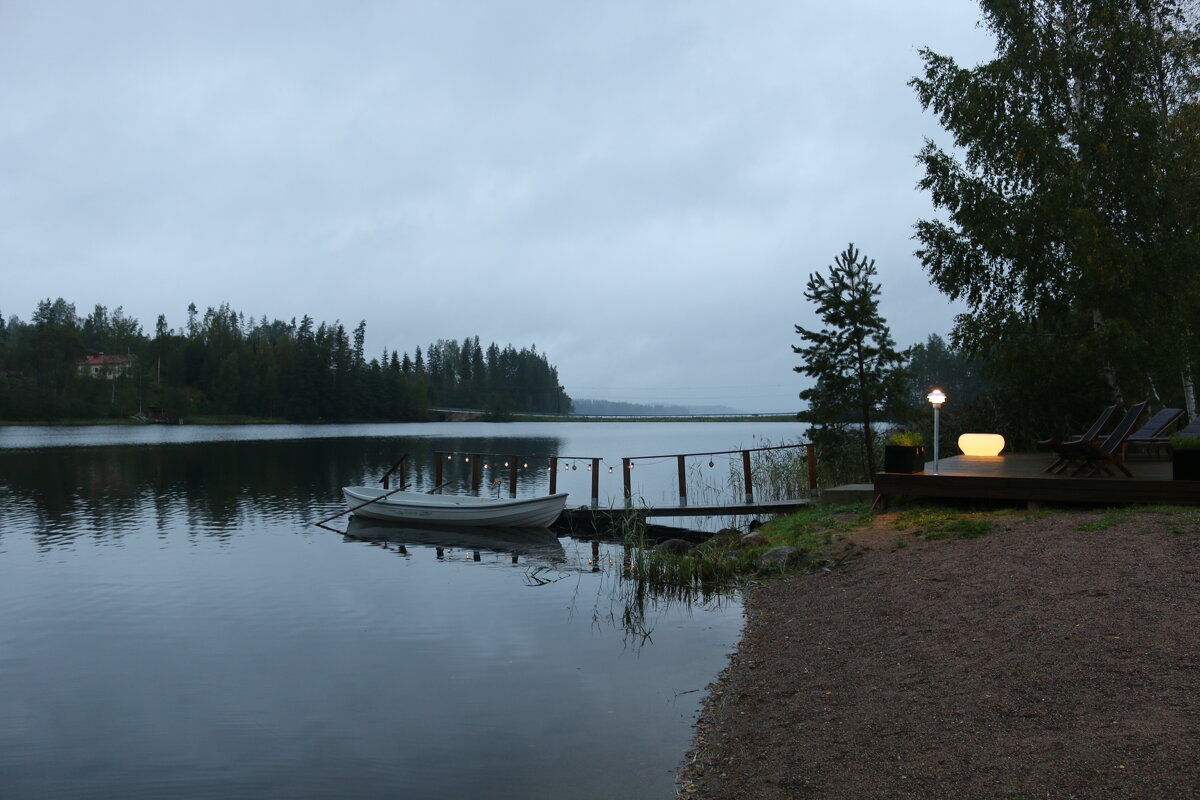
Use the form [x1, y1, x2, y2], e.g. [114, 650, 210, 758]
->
[0, 414, 798, 427]
[676, 507, 1200, 799]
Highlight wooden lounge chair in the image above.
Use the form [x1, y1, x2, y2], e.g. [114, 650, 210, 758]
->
[1116, 407, 1185, 458]
[1049, 400, 1149, 478]
[1040, 404, 1117, 474]
[1132, 414, 1200, 455]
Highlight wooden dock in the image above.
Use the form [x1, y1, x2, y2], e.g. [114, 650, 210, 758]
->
[873, 452, 1200, 506]
[558, 498, 812, 524]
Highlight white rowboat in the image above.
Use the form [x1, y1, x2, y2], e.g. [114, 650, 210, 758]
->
[342, 487, 568, 528]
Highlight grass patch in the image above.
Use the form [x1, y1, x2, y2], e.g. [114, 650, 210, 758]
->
[1076, 508, 1132, 531]
[622, 502, 871, 592]
[894, 506, 995, 540]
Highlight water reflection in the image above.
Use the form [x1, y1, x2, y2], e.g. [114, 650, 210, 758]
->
[0, 434, 564, 545]
[342, 517, 568, 564]
[0, 426, 745, 800]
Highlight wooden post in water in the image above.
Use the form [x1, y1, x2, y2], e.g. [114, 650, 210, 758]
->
[591, 540, 600, 572]
[622, 458, 632, 505]
[806, 444, 818, 492]
[677, 455, 687, 506]
[550, 457, 558, 495]
[435, 455, 444, 492]
[508, 456, 519, 498]
[470, 455, 482, 494]
[590, 458, 600, 507]
[742, 450, 754, 504]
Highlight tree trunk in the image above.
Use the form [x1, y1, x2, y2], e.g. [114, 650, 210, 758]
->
[1093, 309, 1125, 406]
[1183, 363, 1197, 420]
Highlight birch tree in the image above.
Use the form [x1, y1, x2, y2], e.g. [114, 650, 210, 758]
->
[911, 0, 1200, 413]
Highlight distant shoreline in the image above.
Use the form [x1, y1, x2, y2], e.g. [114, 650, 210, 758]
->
[0, 414, 799, 427]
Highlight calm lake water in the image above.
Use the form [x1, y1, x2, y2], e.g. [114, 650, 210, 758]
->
[0, 421, 804, 799]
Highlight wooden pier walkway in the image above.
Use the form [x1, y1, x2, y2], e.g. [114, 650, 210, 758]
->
[874, 452, 1200, 506]
[558, 498, 812, 525]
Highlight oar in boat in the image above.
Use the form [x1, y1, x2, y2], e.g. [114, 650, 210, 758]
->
[313, 483, 410, 533]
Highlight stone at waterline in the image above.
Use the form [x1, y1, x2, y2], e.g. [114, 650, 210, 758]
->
[740, 532, 768, 548]
[709, 529, 742, 549]
[654, 538, 694, 554]
[757, 546, 800, 567]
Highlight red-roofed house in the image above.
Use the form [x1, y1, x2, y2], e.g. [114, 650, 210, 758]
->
[77, 353, 134, 379]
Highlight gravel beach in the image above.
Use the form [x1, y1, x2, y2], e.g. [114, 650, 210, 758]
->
[677, 508, 1200, 799]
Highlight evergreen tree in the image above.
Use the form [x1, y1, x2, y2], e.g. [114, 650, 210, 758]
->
[793, 244, 909, 477]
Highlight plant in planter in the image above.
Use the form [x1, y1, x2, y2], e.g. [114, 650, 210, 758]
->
[1170, 434, 1200, 480]
[883, 431, 926, 474]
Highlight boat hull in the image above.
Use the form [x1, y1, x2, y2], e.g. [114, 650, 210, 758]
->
[342, 487, 568, 528]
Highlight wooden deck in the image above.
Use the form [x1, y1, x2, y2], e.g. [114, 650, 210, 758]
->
[874, 453, 1200, 506]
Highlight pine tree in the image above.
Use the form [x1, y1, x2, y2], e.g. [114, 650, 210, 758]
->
[793, 244, 909, 477]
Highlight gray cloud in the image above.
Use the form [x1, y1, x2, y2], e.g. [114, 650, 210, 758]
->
[2, 0, 994, 412]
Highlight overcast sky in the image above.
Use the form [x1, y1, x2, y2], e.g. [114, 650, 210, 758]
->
[2, 0, 995, 412]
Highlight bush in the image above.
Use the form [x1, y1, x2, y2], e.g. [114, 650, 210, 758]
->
[887, 430, 924, 446]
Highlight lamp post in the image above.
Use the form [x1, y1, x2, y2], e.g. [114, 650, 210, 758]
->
[926, 388, 947, 474]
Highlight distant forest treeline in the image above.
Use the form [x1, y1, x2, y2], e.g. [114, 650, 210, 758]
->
[0, 299, 573, 422]
[570, 399, 742, 416]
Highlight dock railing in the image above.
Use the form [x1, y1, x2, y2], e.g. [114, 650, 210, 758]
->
[433, 451, 607, 506]
[620, 443, 817, 507]
[429, 442, 817, 510]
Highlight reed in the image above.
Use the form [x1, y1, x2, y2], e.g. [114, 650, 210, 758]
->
[620, 502, 870, 593]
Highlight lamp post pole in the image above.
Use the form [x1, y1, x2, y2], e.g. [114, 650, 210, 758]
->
[926, 389, 947, 475]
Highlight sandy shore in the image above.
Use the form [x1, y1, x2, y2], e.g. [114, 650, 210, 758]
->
[677, 508, 1200, 799]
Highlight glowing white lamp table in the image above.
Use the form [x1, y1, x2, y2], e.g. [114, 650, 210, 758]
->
[958, 433, 1005, 456]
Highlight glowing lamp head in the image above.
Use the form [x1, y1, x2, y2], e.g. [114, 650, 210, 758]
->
[958, 433, 1005, 456]
[926, 388, 947, 406]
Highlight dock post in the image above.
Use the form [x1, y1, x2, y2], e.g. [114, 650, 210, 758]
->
[509, 456, 518, 498]
[806, 444, 818, 492]
[471, 455, 482, 494]
[591, 458, 600, 508]
[622, 458, 632, 506]
[550, 457, 558, 495]
[435, 455, 444, 492]
[742, 450, 753, 504]
[677, 455, 687, 506]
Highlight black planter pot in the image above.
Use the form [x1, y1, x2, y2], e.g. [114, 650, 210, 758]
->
[883, 445, 926, 474]
[1172, 450, 1200, 480]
